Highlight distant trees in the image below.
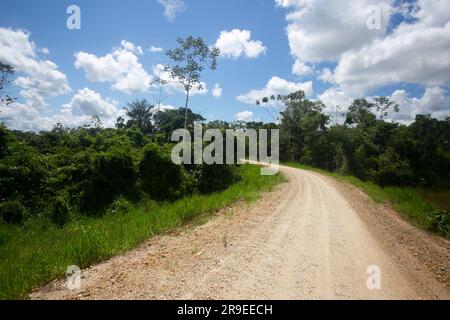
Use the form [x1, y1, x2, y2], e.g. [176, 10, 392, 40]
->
[0, 62, 15, 106]
[165, 36, 220, 129]
[124, 99, 154, 134]
[153, 108, 205, 136]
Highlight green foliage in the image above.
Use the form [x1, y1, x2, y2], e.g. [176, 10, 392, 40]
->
[81, 148, 137, 213]
[139, 143, 194, 200]
[0, 200, 27, 224]
[429, 210, 450, 236]
[153, 108, 205, 136]
[195, 164, 240, 194]
[125, 99, 154, 134]
[0, 165, 283, 299]
[106, 197, 132, 215]
[49, 193, 72, 227]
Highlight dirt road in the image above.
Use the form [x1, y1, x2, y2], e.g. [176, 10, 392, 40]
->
[31, 165, 450, 300]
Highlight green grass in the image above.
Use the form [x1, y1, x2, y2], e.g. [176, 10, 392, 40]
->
[0, 164, 284, 299]
[284, 162, 449, 238]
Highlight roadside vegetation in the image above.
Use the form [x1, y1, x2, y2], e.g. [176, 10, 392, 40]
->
[0, 164, 284, 299]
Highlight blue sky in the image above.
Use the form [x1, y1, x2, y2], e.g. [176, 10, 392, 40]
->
[0, 0, 449, 130]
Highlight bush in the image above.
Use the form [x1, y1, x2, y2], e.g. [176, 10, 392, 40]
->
[106, 197, 132, 215]
[0, 142, 47, 212]
[139, 144, 194, 200]
[81, 149, 137, 213]
[429, 210, 450, 236]
[0, 200, 27, 224]
[195, 164, 240, 194]
[374, 149, 413, 186]
[49, 194, 72, 227]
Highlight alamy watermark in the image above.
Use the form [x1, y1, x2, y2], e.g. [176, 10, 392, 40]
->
[66, 5, 81, 30]
[366, 265, 381, 290]
[66, 265, 81, 290]
[366, 5, 382, 30]
[170, 122, 279, 175]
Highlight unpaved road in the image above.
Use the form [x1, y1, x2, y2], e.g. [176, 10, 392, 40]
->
[32, 165, 450, 300]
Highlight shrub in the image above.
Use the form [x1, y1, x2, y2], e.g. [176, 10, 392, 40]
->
[139, 144, 194, 200]
[81, 149, 137, 213]
[429, 210, 450, 236]
[49, 194, 72, 227]
[374, 149, 413, 186]
[0, 142, 47, 211]
[195, 164, 240, 194]
[0, 200, 27, 224]
[106, 197, 132, 215]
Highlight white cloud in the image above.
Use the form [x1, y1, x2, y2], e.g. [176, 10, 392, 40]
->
[152, 104, 176, 113]
[148, 46, 163, 53]
[278, 0, 450, 119]
[389, 87, 450, 123]
[158, 0, 186, 21]
[74, 40, 151, 94]
[237, 76, 313, 104]
[235, 111, 254, 121]
[62, 88, 119, 118]
[292, 60, 313, 76]
[39, 47, 50, 55]
[317, 86, 450, 124]
[277, 0, 393, 73]
[152, 64, 208, 96]
[212, 83, 222, 98]
[120, 40, 143, 55]
[0, 28, 70, 109]
[1, 88, 122, 131]
[214, 29, 267, 59]
[318, 68, 334, 84]
[333, 11, 450, 95]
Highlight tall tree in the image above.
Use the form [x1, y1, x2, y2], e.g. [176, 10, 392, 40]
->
[125, 99, 154, 134]
[0, 62, 15, 106]
[165, 36, 220, 129]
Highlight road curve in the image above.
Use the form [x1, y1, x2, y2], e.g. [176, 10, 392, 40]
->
[32, 165, 450, 300]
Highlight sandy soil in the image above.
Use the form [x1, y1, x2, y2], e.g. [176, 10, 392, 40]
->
[31, 165, 450, 300]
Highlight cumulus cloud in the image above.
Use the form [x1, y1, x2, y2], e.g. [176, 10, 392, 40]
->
[389, 87, 450, 123]
[235, 111, 254, 121]
[278, 0, 450, 121]
[158, 0, 186, 21]
[277, 0, 393, 72]
[1, 88, 122, 131]
[292, 60, 313, 76]
[148, 46, 163, 53]
[74, 40, 151, 94]
[214, 29, 267, 59]
[0, 27, 70, 109]
[152, 64, 208, 96]
[237, 76, 313, 104]
[333, 7, 450, 95]
[212, 83, 222, 98]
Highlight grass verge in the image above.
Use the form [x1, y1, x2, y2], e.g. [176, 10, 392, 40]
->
[284, 162, 450, 238]
[0, 164, 284, 299]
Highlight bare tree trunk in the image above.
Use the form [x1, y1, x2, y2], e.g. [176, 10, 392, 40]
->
[184, 89, 190, 130]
